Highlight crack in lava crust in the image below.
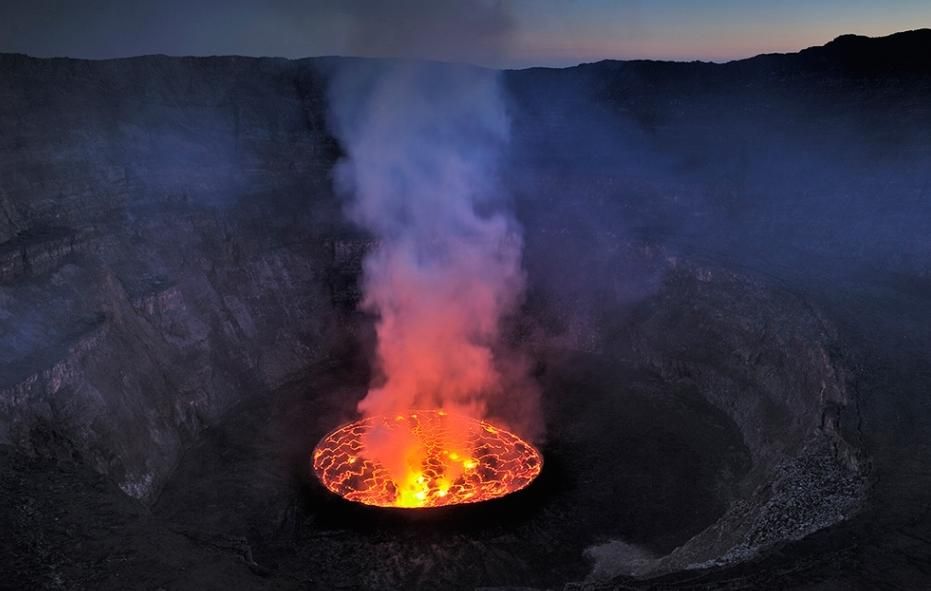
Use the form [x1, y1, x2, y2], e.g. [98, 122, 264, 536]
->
[312, 411, 543, 508]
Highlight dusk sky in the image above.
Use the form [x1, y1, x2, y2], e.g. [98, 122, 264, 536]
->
[1, 0, 930, 67]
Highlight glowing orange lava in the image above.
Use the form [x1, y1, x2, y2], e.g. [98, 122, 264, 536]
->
[312, 410, 542, 508]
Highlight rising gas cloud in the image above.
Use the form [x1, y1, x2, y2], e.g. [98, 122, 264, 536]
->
[325, 3, 541, 444]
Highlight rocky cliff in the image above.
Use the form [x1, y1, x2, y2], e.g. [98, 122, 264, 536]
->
[0, 54, 350, 501]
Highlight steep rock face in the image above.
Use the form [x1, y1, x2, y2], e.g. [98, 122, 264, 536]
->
[506, 30, 931, 280]
[519, 240, 864, 577]
[0, 54, 347, 501]
[626, 260, 864, 573]
[0, 54, 334, 232]
[0, 214, 342, 500]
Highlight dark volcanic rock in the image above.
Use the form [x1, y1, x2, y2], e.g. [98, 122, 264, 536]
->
[0, 54, 349, 501]
[527, 254, 865, 580]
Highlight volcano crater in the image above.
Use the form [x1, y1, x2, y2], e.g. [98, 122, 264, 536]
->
[141, 251, 864, 588]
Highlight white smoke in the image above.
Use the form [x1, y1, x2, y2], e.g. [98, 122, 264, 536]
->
[323, 1, 541, 442]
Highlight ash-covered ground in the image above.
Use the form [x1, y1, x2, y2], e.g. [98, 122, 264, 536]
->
[2, 30, 931, 590]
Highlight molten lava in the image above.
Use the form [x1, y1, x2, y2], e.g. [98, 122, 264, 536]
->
[312, 410, 542, 508]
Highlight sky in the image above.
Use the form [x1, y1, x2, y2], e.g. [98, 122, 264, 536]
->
[1, 0, 929, 67]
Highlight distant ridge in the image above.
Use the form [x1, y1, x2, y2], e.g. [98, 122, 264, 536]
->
[518, 28, 931, 73]
[0, 28, 929, 73]
[793, 28, 931, 72]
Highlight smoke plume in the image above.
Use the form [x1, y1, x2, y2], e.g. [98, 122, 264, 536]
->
[327, 60, 539, 433]
[325, 2, 542, 441]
